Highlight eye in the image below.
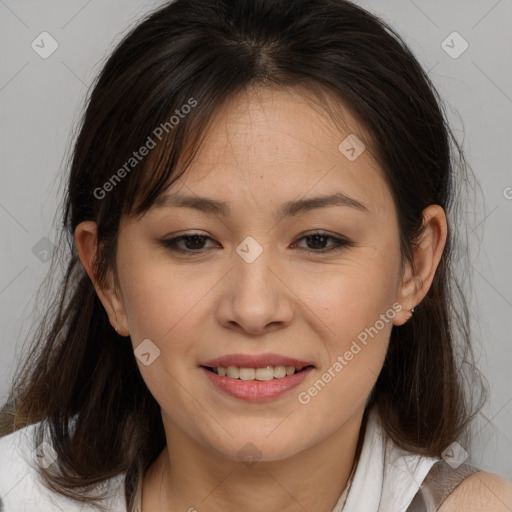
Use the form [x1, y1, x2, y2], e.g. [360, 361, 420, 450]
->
[291, 231, 352, 253]
[159, 233, 219, 253]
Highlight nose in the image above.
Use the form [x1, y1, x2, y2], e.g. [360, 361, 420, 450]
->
[216, 249, 295, 335]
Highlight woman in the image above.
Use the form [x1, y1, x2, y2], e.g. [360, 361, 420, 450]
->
[1, 0, 510, 510]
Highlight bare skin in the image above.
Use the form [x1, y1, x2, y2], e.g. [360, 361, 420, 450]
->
[76, 86, 452, 511]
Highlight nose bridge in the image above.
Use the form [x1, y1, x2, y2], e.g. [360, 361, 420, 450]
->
[217, 235, 294, 333]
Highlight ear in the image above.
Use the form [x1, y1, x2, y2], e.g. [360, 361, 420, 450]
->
[74, 221, 130, 336]
[393, 205, 448, 326]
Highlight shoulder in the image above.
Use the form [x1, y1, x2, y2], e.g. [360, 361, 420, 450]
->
[0, 421, 39, 482]
[0, 422, 127, 511]
[439, 470, 512, 512]
[0, 421, 50, 508]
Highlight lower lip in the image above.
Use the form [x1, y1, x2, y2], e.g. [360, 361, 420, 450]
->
[201, 366, 314, 402]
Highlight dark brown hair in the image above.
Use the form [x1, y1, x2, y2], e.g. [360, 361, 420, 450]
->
[1, 0, 486, 510]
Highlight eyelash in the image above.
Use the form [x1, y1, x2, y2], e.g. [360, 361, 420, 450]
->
[159, 231, 352, 255]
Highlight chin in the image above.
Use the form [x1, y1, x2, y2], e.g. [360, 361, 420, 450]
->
[203, 431, 310, 465]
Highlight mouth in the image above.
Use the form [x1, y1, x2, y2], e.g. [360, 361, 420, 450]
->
[200, 356, 315, 401]
[202, 364, 314, 381]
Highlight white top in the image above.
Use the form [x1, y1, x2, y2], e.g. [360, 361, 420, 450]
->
[335, 407, 439, 512]
[0, 408, 439, 512]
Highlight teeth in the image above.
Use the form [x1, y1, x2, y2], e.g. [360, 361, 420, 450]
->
[255, 367, 273, 381]
[226, 366, 239, 379]
[213, 365, 304, 380]
[239, 367, 255, 380]
[274, 366, 287, 378]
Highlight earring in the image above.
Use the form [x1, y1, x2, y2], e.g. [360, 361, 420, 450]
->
[404, 306, 415, 321]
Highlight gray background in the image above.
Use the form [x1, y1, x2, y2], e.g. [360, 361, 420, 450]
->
[1, 0, 511, 478]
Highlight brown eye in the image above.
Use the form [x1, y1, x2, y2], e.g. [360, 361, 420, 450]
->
[160, 234, 220, 253]
[291, 232, 352, 253]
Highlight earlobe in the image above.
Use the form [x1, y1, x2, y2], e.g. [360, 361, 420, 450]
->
[74, 221, 130, 337]
[392, 256, 421, 326]
[393, 205, 447, 326]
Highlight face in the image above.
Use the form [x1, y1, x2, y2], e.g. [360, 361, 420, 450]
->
[109, 86, 407, 461]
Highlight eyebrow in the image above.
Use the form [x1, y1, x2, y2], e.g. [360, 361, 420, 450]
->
[151, 191, 369, 218]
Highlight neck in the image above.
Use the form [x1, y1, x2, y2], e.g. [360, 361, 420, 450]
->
[141, 407, 367, 512]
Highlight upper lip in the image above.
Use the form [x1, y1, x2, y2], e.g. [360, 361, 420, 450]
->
[201, 352, 314, 369]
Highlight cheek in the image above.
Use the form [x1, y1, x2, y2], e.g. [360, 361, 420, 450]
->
[294, 249, 400, 398]
[310, 277, 393, 368]
[300, 249, 400, 336]
[116, 256, 213, 408]
[294, 294, 394, 435]
[118, 252, 214, 344]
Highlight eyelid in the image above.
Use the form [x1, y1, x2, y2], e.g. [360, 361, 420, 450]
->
[291, 230, 352, 252]
[159, 232, 219, 251]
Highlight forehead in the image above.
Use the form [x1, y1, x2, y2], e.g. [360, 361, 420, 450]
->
[183, 86, 372, 173]
[146, 86, 394, 220]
